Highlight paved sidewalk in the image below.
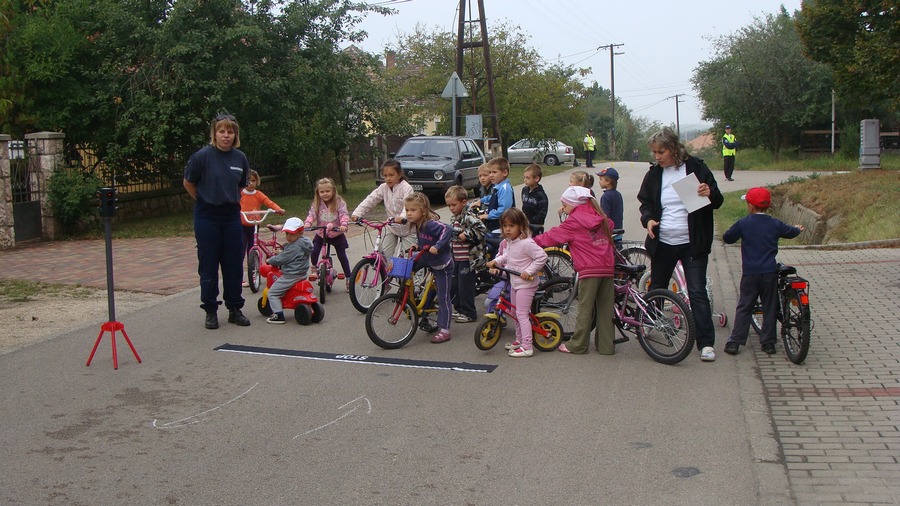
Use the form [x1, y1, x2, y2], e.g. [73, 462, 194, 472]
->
[717, 243, 900, 505]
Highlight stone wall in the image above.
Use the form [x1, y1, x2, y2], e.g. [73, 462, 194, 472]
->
[0, 135, 12, 248]
[773, 196, 832, 244]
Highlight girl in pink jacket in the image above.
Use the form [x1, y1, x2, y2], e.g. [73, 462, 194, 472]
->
[535, 186, 616, 355]
[304, 177, 351, 288]
[487, 208, 548, 358]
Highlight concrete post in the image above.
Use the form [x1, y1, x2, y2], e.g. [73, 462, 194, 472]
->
[24, 131, 65, 240]
[0, 134, 14, 248]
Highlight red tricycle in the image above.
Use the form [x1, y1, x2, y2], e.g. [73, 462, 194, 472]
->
[257, 263, 325, 325]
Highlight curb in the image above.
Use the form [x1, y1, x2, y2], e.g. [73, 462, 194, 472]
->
[780, 237, 900, 251]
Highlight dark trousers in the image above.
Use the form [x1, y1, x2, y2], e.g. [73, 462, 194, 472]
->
[311, 234, 352, 277]
[728, 272, 778, 347]
[649, 243, 715, 350]
[194, 206, 245, 313]
[450, 259, 477, 320]
[585, 149, 595, 167]
[724, 155, 735, 179]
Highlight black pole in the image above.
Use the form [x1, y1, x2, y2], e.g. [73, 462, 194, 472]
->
[98, 187, 117, 322]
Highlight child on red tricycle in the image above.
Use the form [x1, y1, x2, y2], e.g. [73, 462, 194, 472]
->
[257, 217, 325, 325]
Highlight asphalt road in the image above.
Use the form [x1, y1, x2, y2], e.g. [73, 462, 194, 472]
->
[0, 163, 807, 505]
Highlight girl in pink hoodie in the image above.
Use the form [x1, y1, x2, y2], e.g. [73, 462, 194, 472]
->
[487, 208, 547, 358]
[535, 186, 616, 355]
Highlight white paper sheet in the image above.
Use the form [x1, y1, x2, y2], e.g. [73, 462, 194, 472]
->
[672, 172, 711, 213]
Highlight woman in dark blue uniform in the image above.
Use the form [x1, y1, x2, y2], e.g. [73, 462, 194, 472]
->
[183, 114, 252, 329]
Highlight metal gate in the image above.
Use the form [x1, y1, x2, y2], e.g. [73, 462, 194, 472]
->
[10, 140, 42, 242]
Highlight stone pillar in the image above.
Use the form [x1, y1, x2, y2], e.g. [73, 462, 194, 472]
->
[0, 134, 14, 248]
[24, 131, 65, 240]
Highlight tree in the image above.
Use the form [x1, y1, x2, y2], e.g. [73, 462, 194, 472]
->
[796, 0, 899, 113]
[383, 22, 586, 149]
[692, 8, 833, 156]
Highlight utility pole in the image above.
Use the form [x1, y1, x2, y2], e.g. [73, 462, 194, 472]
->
[667, 94, 684, 136]
[456, 0, 501, 146]
[597, 43, 624, 159]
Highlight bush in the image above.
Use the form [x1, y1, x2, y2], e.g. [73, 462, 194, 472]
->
[48, 167, 102, 235]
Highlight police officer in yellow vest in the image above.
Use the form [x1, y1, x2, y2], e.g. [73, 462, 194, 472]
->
[583, 128, 596, 168]
[722, 124, 738, 181]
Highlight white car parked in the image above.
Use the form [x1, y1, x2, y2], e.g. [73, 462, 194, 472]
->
[507, 139, 575, 166]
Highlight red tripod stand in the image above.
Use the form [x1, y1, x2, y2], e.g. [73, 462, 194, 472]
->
[86, 187, 141, 369]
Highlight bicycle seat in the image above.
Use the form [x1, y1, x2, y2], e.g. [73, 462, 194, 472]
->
[778, 264, 797, 276]
[612, 228, 624, 236]
[615, 263, 646, 277]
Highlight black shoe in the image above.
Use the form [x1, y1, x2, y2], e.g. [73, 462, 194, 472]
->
[724, 341, 740, 355]
[418, 318, 438, 333]
[228, 309, 251, 326]
[761, 342, 776, 355]
[726, 177, 734, 181]
[205, 313, 219, 329]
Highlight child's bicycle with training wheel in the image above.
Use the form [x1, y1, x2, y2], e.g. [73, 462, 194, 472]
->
[349, 218, 403, 314]
[474, 266, 563, 353]
[364, 247, 438, 349]
[749, 263, 812, 364]
[309, 223, 345, 304]
[241, 209, 283, 293]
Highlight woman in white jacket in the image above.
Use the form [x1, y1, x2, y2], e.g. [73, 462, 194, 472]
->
[350, 160, 415, 256]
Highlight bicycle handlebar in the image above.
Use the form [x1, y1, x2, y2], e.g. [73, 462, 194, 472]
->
[355, 217, 407, 229]
[241, 209, 278, 225]
[490, 265, 534, 281]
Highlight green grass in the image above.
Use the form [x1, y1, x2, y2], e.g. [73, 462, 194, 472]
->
[75, 163, 573, 240]
[694, 148, 900, 172]
[715, 169, 900, 244]
[0, 280, 94, 302]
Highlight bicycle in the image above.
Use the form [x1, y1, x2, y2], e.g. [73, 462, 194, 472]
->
[538, 262, 695, 364]
[364, 247, 438, 349]
[749, 263, 812, 364]
[241, 209, 284, 293]
[308, 224, 344, 305]
[349, 218, 400, 314]
[474, 266, 563, 353]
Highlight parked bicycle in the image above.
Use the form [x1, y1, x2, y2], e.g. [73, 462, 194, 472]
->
[241, 209, 283, 293]
[749, 263, 812, 364]
[474, 266, 563, 353]
[364, 247, 438, 349]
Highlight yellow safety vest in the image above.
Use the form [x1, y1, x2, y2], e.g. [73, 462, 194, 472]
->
[584, 134, 596, 151]
[723, 133, 736, 156]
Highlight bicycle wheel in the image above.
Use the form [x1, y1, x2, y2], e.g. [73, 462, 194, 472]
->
[537, 278, 581, 341]
[620, 246, 651, 268]
[533, 316, 563, 352]
[781, 290, 810, 364]
[474, 317, 502, 350]
[350, 258, 388, 314]
[247, 249, 262, 293]
[365, 293, 418, 349]
[637, 289, 696, 365]
[750, 302, 764, 335]
[318, 263, 328, 304]
[544, 248, 574, 280]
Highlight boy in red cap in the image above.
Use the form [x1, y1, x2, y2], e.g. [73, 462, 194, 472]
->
[265, 217, 313, 324]
[722, 188, 804, 355]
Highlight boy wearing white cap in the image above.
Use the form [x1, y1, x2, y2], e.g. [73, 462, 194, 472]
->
[265, 217, 313, 324]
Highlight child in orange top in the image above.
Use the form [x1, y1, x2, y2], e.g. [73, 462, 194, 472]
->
[240, 170, 284, 286]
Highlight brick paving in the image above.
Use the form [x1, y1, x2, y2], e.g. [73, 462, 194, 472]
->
[719, 244, 900, 505]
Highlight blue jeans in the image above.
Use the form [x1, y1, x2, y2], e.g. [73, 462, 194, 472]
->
[649, 242, 715, 350]
[194, 205, 245, 314]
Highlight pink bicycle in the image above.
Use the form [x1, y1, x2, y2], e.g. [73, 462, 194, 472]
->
[348, 218, 396, 314]
[308, 224, 344, 305]
[241, 209, 283, 294]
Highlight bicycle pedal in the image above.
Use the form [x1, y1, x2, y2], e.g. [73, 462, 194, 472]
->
[613, 336, 629, 345]
[337, 273, 346, 280]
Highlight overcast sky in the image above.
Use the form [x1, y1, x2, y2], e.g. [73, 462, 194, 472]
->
[353, 0, 804, 130]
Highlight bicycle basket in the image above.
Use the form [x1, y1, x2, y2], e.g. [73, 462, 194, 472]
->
[389, 257, 414, 280]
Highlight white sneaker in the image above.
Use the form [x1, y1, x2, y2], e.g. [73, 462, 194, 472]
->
[700, 346, 716, 362]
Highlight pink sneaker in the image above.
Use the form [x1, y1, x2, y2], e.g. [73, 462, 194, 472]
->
[431, 329, 451, 343]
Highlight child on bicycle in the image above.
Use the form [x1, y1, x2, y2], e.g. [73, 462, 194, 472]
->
[304, 177, 351, 290]
[265, 217, 313, 324]
[240, 169, 285, 286]
[535, 186, 616, 355]
[474, 163, 493, 200]
[404, 192, 454, 343]
[445, 185, 487, 324]
[350, 160, 415, 256]
[722, 187, 804, 355]
[471, 157, 515, 233]
[487, 208, 547, 358]
[557, 170, 596, 216]
[596, 167, 624, 245]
